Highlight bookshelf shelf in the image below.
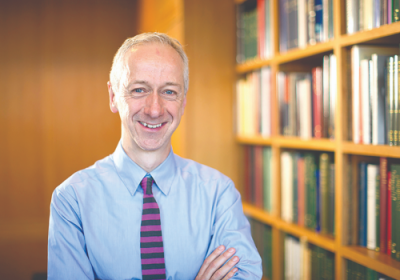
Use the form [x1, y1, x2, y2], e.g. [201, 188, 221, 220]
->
[342, 246, 400, 279]
[342, 141, 400, 159]
[243, 203, 336, 252]
[237, 135, 336, 151]
[236, 135, 273, 146]
[275, 41, 335, 64]
[236, 58, 272, 73]
[274, 136, 336, 151]
[339, 21, 400, 47]
[235, 0, 400, 278]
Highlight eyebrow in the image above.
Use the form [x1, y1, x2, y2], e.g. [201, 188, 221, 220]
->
[128, 80, 182, 90]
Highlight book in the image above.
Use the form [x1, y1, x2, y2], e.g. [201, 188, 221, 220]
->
[313, 67, 323, 138]
[392, 164, 400, 261]
[281, 151, 294, 223]
[380, 158, 388, 253]
[360, 162, 367, 247]
[371, 54, 392, 145]
[305, 153, 317, 230]
[320, 153, 330, 235]
[263, 147, 273, 213]
[367, 163, 378, 250]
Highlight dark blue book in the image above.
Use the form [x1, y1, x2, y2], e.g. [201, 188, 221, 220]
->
[359, 162, 367, 247]
[314, 0, 323, 42]
[316, 169, 321, 233]
[279, 0, 288, 52]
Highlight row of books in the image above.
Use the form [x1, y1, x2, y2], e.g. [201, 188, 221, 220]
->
[284, 234, 335, 280]
[350, 45, 400, 145]
[243, 146, 274, 213]
[346, 0, 400, 34]
[281, 151, 335, 236]
[278, 54, 336, 139]
[348, 157, 400, 261]
[236, 67, 272, 137]
[248, 218, 273, 279]
[279, 0, 334, 52]
[236, 0, 274, 63]
[346, 259, 395, 279]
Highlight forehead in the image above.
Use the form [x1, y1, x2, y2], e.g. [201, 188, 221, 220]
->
[124, 42, 184, 75]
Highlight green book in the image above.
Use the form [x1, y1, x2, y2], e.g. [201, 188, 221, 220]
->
[305, 153, 317, 230]
[320, 153, 330, 235]
[391, 164, 400, 261]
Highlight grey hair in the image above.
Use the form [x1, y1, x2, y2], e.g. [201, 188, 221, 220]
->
[109, 32, 189, 95]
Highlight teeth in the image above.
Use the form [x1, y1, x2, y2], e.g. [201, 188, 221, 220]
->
[141, 122, 162, 128]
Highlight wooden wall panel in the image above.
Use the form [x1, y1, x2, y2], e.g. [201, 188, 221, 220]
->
[184, 0, 239, 186]
[0, 0, 138, 278]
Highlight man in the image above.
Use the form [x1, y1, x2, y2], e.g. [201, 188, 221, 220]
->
[48, 33, 262, 279]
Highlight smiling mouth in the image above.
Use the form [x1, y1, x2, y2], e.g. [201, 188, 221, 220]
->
[139, 121, 164, 129]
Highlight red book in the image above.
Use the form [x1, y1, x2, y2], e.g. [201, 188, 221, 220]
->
[254, 146, 264, 208]
[312, 67, 323, 138]
[387, 171, 392, 255]
[380, 157, 388, 253]
[257, 0, 265, 58]
[297, 157, 305, 227]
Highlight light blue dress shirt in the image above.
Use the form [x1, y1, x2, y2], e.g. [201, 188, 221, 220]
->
[48, 142, 262, 279]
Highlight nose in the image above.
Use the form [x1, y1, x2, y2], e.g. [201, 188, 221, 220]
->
[144, 92, 164, 118]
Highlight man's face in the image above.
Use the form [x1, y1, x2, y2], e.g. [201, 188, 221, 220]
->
[109, 42, 186, 155]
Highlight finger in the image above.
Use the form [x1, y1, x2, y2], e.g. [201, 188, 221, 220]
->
[211, 255, 239, 280]
[222, 267, 239, 280]
[196, 245, 225, 279]
[203, 248, 236, 279]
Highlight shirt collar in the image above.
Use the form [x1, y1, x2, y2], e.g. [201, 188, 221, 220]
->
[112, 141, 177, 196]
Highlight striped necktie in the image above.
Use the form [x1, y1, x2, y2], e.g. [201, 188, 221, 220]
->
[140, 174, 166, 280]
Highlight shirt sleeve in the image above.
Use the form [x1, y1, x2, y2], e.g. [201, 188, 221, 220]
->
[206, 180, 263, 280]
[48, 185, 95, 280]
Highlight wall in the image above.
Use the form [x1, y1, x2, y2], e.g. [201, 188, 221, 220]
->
[0, 0, 137, 278]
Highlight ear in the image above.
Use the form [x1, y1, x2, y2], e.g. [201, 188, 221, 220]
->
[108, 81, 119, 113]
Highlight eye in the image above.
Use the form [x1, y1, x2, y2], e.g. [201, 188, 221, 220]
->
[133, 88, 145, 93]
[165, 90, 174, 95]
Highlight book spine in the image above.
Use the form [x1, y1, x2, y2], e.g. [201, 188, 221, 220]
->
[323, 55, 330, 138]
[395, 0, 400, 22]
[298, 157, 305, 227]
[316, 168, 321, 233]
[329, 163, 335, 236]
[380, 157, 388, 253]
[250, 146, 256, 204]
[367, 164, 378, 250]
[314, 0, 323, 42]
[263, 147, 271, 212]
[375, 170, 380, 252]
[388, 57, 395, 145]
[393, 164, 400, 261]
[254, 146, 263, 208]
[388, 171, 392, 255]
[293, 153, 299, 224]
[329, 54, 336, 139]
[313, 67, 323, 138]
[320, 153, 330, 235]
[308, 0, 316, 44]
[395, 56, 399, 146]
[279, 0, 288, 52]
[281, 151, 294, 222]
[360, 162, 367, 247]
[305, 153, 317, 230]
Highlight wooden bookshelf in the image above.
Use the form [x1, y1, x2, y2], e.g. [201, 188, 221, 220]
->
[235, 0, 400, 279]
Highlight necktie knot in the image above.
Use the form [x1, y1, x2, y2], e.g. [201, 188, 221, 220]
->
[141, 174, 154, 195]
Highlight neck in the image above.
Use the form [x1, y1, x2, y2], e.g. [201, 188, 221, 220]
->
[121, 140, 171, 173]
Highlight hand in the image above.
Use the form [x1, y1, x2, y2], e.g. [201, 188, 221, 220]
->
[195, 245, 239, 280]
